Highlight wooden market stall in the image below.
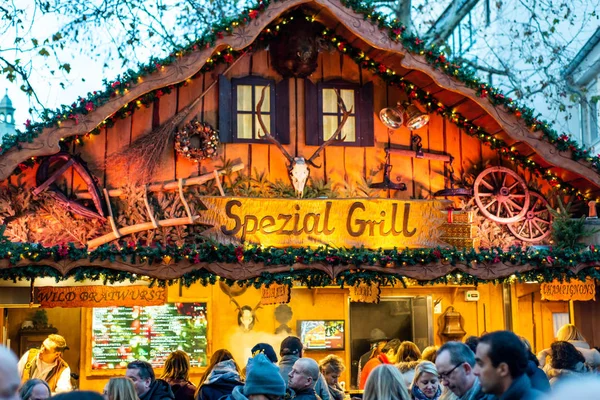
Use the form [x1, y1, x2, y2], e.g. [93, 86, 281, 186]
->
[1, 0, 600, 392]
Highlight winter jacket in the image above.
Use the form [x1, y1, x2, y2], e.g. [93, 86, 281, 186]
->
[543, 361, 591, 385]
[197, 359, 244, 400]
[359, 354, 390, 389]
[290, 387, 322, 400]
[140, 379, 176, 400]
[397, 360, 420, 389]
[496, 374, 544, 400]
[165, 378, 196, 400]
[279, 355, 330, 400]
[218, 385, 247, 400]
[525, 360, 550, 393]
[326, 384, 345, 400]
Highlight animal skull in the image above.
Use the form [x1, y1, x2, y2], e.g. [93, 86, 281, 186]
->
[256, 86, 351, 198]
[289, 157, 310, 197]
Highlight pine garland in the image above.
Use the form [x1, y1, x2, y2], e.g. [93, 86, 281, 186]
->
[1, 239, 600, 286]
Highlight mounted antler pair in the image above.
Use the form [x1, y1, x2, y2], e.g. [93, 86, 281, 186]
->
[229, 297, 263, 332]
[256, 85, 352, 197]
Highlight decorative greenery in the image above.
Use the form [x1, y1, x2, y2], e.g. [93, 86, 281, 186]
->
[31, 309, 50, 329]
[1, 238, 600, 286]
[548, 197, 598, 250]
[174, 119, 220, 162]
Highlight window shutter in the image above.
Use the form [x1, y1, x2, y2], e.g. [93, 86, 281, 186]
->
[358, 81, 374, 146]
[275, 79, 290, 144]
[218, 74, 233, 143]
[305, 78, 320, 145]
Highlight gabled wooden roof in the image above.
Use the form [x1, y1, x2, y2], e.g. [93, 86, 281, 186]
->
[0, 0, 598, 196]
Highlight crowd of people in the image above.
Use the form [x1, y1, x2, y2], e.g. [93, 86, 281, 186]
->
[2, 324, 600, 400]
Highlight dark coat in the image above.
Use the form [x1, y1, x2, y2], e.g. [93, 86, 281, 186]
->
[291, 387, 322, 400]
[164, 379, 196, 400]
[197, 378, 244, 400]
[497, 374, 544, 400]
[140, 379, 176, 400]
[525, 361, 550, 393]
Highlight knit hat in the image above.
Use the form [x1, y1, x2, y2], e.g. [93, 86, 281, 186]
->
[243, 353, 286, 396]
[251, 343, 278, 363]
[280, 336, 303, 356]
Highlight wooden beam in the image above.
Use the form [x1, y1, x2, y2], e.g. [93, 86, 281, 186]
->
[388, 148, 451, 162]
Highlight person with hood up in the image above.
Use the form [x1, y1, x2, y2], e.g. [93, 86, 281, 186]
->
[278, 336, 330, 400]
[126, 360, 175, 400]
[219, 353, 286, 400]
[196, 349, 243, 400]
[542, 341, 592, 385]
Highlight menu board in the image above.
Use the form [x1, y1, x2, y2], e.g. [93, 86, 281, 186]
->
[91, 303, 207, 370]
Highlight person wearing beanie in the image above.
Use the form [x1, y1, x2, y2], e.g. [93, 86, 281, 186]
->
[251, 343, 278, 364]
[221, 353, 286, 400]
[288, 359, 322, 400]
[278, 336, 330, 400]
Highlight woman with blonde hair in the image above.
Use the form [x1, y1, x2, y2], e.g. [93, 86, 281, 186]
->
[363, 364, 410, 400]
[102, 377, 139, 400]
[161, 350, 196, 400]
[196, 349, 243, 400]
[319, 354, 346, 400]
[410, 361, 441, 400]
[537, 323, 600, 369]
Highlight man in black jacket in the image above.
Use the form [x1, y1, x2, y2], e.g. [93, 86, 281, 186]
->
[126, 360, 175, 400]
[474, 331, 543, 400]
[288, 358, 322, 400]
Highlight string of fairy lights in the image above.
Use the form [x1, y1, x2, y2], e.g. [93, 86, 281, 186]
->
[2, 3, 592, 200]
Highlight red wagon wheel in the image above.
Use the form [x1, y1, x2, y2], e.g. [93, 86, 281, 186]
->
[507, 191, 553, 242]
[474, 167, 530, 224]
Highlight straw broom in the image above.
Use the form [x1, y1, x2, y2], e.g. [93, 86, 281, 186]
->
[107, 52, 247, 184]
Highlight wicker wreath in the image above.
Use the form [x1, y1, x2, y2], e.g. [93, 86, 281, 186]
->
[174, 119, 220, 162]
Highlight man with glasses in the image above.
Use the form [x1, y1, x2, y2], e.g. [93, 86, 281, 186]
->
[126, 360, 174, 400]
[288, 358, 321, 399]
[18, 334, 72, 394]
[435, 342, 490, 400]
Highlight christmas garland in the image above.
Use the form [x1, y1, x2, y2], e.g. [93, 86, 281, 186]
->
[174, 119, 220, 162]
[2, 238, 600, 286]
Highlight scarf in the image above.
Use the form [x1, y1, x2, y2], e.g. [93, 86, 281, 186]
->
[205, 359, 243, 385]
[412, 384, 442, 400]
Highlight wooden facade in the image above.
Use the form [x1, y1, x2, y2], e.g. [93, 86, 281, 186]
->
[0, 0, 599, 392]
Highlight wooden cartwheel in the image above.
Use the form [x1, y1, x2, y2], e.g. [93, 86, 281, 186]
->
[507, 191, 553, 242]
[473, 166, 530, 224]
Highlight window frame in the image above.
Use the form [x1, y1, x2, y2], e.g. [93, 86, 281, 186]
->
[307, 79, 373, 148]
[231, 76, 277, 143]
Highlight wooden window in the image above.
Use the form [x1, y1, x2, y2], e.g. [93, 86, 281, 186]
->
[305, 79, 374, 147]
[219, 75, 289, 144]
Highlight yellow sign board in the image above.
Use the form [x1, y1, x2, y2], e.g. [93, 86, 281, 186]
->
[540, 279, 596, 301]
[197, 197, 447, 249]
[350, 283, 381, 303]
[261, 284, 291, 305]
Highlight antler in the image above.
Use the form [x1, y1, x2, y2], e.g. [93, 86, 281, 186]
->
[229, 297, 241, 312]
[306, 89, 352, 168]
[257, 86, 294, 165]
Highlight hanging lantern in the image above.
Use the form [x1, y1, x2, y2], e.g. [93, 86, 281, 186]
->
[404, 104, 430, 130]
[439, 306, 466, 342]
[378, 102, 429, 130]
[379, 103, 404, 130]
